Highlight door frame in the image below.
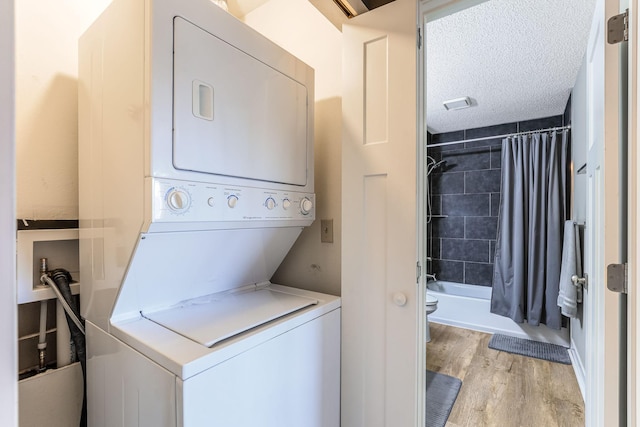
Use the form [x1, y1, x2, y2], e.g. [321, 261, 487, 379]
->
[627, 0, 638, 424]
[0, 0, 17, 424]
[419, 0, 626, 425]
[585, 0, 629, 424]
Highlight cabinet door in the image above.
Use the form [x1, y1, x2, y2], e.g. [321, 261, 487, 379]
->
[180, 310, 340, 426]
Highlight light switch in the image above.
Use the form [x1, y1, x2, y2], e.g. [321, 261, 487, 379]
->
[321, 219, 333, 243]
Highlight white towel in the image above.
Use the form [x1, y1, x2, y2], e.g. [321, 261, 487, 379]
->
[557, 220, 578, 317]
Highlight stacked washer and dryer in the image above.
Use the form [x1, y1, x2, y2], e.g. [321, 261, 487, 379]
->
[78, 1, 340, 425]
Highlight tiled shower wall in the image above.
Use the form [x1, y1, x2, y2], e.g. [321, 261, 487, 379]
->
[427, 112, 569, 287]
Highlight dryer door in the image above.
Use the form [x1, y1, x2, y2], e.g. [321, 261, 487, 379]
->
[172, 17, 309, 186]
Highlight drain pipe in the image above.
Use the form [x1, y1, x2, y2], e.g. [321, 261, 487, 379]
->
[56, 299, 72, 367]
[40, 273, 85, 335]
[38, 257, 73, 367]
[40, 268, 87, 427]
[37, 259, 48, 371]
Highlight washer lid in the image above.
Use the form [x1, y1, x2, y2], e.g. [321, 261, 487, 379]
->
[143, 287, 318, 347]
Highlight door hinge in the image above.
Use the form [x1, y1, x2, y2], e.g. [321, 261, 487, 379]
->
[607, 263, 628, 294]
[416, 261, 421, 284]
[417, 27, 422, 50]
[608, 9, 629, 44]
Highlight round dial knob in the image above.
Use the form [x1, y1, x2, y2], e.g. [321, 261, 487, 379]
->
[166, 188, 190, 213]
[300, 197, 313, 215]
[227, 195, 239, 208]
[282, 198, 291, 210]
[265, 197, 276, 210]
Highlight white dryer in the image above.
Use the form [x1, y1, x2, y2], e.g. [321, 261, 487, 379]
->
[78, 1, 340, 425]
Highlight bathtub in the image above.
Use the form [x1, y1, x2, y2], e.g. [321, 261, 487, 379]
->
[427, 281, 570, 347]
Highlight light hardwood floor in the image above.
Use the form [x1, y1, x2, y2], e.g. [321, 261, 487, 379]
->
[426, 322, 584, 427]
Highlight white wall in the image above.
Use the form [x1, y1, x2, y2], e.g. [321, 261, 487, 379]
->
[13, 2, 110, 425]
[15, 0, 111, 220]
[244, 0, 343, 296]
[1, 0, 17, 424]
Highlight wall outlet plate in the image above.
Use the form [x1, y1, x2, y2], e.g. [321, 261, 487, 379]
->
[321, 219, 333, 243]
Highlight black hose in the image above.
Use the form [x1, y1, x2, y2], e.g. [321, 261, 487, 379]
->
[49, 269, 87, 427]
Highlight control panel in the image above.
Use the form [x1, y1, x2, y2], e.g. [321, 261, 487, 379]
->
[152, 178, 315, 223]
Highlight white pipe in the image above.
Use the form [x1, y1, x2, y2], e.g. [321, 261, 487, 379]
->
[37, 300, 47, 370]
[40, 275, 85, 335]
[38, 300, 47, 345]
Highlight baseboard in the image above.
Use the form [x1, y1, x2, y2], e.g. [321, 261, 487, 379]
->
[568, 337, 586, 402]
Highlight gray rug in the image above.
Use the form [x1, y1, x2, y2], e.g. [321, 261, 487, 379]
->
[426, 370, 462, 427]
[488, 333, 571, 364]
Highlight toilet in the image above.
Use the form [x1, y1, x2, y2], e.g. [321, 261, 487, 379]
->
[425, 292, 439, 342]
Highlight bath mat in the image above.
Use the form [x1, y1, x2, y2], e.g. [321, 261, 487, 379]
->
[488, 334, 571, 365]
[426, 370, 462, 427]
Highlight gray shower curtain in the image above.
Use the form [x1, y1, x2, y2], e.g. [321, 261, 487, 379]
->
[490, 130, 569, 330]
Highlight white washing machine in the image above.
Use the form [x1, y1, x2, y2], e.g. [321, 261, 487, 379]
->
[78, 1, 340, 425]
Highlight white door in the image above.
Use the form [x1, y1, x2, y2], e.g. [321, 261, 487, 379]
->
[584, 0, 635, 424]
[342, 0, 423, 425]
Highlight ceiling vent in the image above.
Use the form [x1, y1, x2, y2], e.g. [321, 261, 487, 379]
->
[332, 0, 358, 18]
[443, 97, 472, 111]
[310, 0, 395, 30]
[311, 0, 395, 26]
[359, 0, 395, 11]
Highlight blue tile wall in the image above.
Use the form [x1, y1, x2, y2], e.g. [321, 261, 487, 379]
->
[432, 260, 464, 282]
[464, 262, 494, 286]
[490, 193, 501, 217]
[465, 122, 517, 139]
[465, 217, 498, 239]
[430, 195, 442, 215]
[432, 171, 464, 194]
[518, 116, 562, 132]
[442, 194, 490, 216]
[432, 217, 465, 238]
[490, 149, 502, 169]
[564, 94, 572, 126]
[465, 170, 501, 194]
[427, 113, 566, 287]
[441, 239, 490, 263]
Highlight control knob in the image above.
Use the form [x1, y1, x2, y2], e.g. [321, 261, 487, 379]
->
[265, 197, 276, 210]
[166, 188, 191, 213]
[282, 198, 291, 210]
[300, 197, 313, 215]
[227, 195, 239, 208]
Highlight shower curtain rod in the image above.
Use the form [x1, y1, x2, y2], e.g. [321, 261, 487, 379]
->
[427, 124, 571, 149]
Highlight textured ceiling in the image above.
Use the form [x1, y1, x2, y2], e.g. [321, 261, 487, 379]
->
[426, 0, 596, 134]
